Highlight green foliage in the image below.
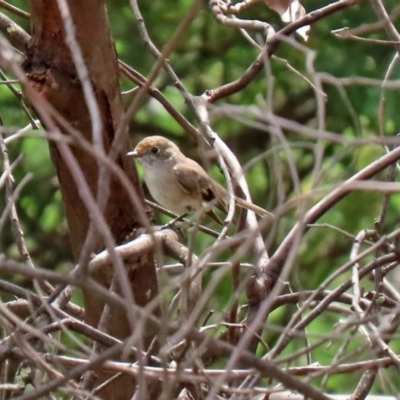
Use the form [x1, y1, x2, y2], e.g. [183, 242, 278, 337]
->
[2, 0, 400, 396]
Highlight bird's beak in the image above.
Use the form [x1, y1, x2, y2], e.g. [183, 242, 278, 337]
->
[127, 150, 140, 158]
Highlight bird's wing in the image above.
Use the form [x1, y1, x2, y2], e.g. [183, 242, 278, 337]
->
[174, 161, 274, 220]
[173, 162, 217, 203]
[173, 162, 228, 224]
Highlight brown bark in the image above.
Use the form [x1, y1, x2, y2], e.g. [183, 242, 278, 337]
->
[24, 1, 160, 399]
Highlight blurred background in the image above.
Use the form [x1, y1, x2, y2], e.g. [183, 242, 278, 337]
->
[1, 0, 400, 394]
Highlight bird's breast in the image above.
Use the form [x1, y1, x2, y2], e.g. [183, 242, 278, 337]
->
[142, 165, 202, 214]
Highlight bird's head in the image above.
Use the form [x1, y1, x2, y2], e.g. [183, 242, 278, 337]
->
[127, 136, 181, 166]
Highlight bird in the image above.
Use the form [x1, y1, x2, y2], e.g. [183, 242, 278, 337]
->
[127, 136, 274, 222]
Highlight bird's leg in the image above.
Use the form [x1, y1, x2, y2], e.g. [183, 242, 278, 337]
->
[160, 213, 188, 231]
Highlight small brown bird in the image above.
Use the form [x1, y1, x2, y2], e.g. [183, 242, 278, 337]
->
[127, 136, 274, 221]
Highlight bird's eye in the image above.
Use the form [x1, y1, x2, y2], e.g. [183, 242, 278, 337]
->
[150, 146, 159, 154]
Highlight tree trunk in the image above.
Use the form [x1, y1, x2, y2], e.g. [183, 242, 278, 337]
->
[24, 1, 160, 398]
